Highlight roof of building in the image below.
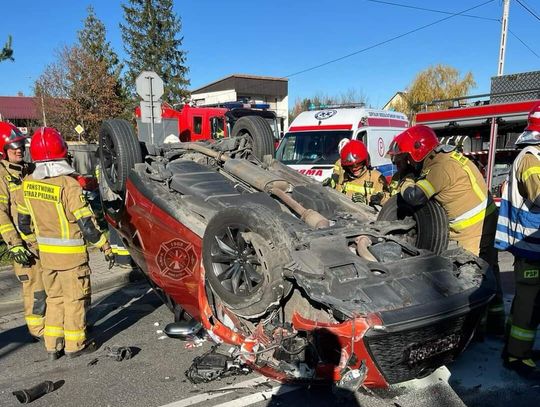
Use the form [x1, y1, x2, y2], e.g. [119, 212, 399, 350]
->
[382, 91, 407, 110]
[191, 74, 288, 97]
[0, 96, 40, 120]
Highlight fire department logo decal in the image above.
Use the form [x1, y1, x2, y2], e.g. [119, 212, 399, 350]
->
[156, 238, 197, 280]
[314, 110, 337, 120]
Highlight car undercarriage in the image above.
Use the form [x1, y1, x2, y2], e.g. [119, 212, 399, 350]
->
[98, 119, 496, 389]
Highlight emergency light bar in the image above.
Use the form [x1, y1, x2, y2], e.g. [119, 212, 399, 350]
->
[308, 102, 366, 111]
[220, 102, 270, 110]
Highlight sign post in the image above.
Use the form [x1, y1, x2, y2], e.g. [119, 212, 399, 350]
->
[75, 124, 85, 142]
[136, 71, 164, 145]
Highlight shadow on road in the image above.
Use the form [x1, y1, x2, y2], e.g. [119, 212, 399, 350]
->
[0, 281, 162, 363]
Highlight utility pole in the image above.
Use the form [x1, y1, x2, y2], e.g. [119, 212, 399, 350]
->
[40, 94, 47, 127]
[486, 0, 511, 190]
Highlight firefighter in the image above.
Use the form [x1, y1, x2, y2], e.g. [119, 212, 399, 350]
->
[387, 145, 415, 197]
[324, 139, 388, 206]
[495, 103, 540, 378]
[94, 152, 132, 267]
[16, 127, 114, 360]
[0, 122, 45, 340]
[387, 125, 505, 333]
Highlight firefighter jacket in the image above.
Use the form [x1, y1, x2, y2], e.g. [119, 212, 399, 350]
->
[388, 172, 415, 197]
[495, 145, 540, 260]
[402, 146, 496, 253]
[330, 160, 388, 205]
[16, 174, 107, 270]
[0, 160, 32, 247]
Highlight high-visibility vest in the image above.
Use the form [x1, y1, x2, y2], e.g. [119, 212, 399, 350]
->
[495, 146, 540, 260]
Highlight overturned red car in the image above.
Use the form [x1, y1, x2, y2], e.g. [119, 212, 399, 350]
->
[97, 118, 496, 389]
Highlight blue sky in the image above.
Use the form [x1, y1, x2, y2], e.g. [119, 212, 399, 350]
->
[1, 0, 539, 108]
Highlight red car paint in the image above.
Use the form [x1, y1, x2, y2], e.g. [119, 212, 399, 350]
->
[119, 178, 390, 387]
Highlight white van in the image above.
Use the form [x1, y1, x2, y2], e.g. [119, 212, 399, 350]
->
[275, 106, 409, 182]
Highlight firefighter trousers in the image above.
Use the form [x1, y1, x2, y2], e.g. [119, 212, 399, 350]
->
[42, 264, 91, 353]
[13, 261, 46, 338]
[506, 257, 540, 359]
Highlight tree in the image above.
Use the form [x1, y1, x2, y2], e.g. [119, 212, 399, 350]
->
[34, 46, 123, 142]
[289, 89, 368, 123]
[1, 35, 14, 62]
[392, 64, 476, 118]
[78, 6, 122, 78]
[120, 0, 190, 103]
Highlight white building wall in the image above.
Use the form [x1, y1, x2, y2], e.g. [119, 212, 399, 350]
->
[191, 89, 237, 106]
[192, 88, 289, 134]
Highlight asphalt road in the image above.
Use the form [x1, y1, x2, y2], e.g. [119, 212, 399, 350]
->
[0, 281, 539, 407]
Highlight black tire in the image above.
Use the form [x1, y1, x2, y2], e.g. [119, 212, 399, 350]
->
[377, 195, 449, 254]
[231, 116, 275, 160]
[99, 119, 143, 196]
[202, 204, 292, 319]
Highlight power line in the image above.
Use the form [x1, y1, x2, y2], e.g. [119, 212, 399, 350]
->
[285, 0, 495, 78]
[521, 0, 540, 17]
[508, 29, 540, 57]
[366, 0, 498, 21]
[369, 0, 539, 59]
[515, 0, 540, 22]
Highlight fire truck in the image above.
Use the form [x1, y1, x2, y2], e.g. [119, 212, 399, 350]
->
[415, 96, 540, 198]
[135, 101, 280, 145]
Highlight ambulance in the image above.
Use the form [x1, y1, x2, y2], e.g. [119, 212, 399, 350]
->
[275, 105, 409, 182]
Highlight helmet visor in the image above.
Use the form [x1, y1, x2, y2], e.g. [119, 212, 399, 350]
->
[515, 130, 540, 146]
[386, 140, 404, 157]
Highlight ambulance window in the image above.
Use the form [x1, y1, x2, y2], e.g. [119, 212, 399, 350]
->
[357, 131, 367, 144]
[280, 135, 297, 161]
[275, 130, 352, 164]
[193, 116, 202, 134]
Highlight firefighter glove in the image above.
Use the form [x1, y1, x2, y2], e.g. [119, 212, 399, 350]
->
[322, 173, 339, 189]
[102, 245, 115, 269]
[369, 192, 383, 206]
[352, 193, 367, 204]
[9, 245, 32, 266]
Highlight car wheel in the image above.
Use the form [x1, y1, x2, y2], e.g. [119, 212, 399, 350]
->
[99, 119, 143, 196]
[202, 204, 292, 319]
[377, 194, 449, 254]
[231, 116, 275, 160]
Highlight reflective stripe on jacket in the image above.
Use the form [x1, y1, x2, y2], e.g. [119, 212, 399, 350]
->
[495, 146, 540, 260]
[16, 175, 94, 270]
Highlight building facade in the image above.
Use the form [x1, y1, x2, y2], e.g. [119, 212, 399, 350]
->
[191, 74, 289, 133]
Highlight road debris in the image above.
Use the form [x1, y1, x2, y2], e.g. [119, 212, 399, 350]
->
[12, 381, 55, 404]
[104, 345, 134, 361]
[185, 346, 251, 384]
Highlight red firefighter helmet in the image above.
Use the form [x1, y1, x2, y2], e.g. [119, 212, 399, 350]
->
[0, 122, 26, 159]
[387, 125, 439, 163]
[515, 102, 540, 146]
[340, 139, 368, 167]
[30, 127, 68, 162]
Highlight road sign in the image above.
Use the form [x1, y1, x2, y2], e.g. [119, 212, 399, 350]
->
[136, 71, 164, 101]
[140, 101, 162, 124]
[75, 124, 84, 134]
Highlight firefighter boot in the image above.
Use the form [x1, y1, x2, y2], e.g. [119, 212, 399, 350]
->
[47, 338, 65, 361]
[503, 357, 540, 379]
[66, 340, 97, 359]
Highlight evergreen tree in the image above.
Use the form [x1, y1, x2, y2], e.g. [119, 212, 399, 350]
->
[120, 0, 190, 103]
[78, 6, 121, 78]
[1, 35, 14, 62]
[79, 6, 130, 117]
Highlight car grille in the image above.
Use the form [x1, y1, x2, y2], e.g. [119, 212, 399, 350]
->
[364, 310, 482, 384]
